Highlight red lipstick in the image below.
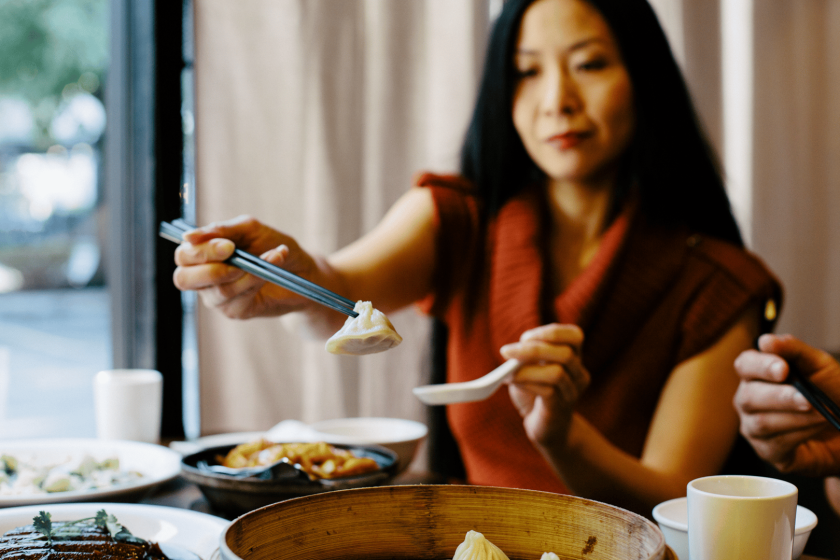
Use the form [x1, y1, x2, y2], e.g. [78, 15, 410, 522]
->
[547, 132, 589, 149]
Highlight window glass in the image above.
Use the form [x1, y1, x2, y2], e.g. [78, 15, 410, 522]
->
[0, 0, 109, 438]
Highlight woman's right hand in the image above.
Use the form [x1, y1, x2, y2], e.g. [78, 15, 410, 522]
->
[173, 215, 328, 319]
[172, 186, 438, 330]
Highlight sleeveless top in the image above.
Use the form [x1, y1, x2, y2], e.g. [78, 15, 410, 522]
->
[415, 172, 783, 493]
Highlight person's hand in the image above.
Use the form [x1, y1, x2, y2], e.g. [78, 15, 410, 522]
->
[733, 333, 840, 477]
[172, 215, 325, 319]
[500, 324, 589, 449]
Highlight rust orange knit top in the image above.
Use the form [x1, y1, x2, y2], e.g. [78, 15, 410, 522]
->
[415, 173, 782, 493]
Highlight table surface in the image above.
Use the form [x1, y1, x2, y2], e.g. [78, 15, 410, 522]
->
[140, 475, 828, 560]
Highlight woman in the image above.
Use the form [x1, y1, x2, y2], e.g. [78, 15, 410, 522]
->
[173, 0, 780, 515]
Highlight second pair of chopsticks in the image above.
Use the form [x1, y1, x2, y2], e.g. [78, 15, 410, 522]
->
[787, 363, 840, 432]
[159, 219, 358, 318]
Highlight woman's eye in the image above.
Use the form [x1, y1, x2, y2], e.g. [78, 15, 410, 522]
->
[577, 58, 608, 72]
[515, 67, 538, 79]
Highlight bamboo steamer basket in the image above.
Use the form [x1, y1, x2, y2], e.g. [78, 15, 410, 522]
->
[221, 485, 675, 560]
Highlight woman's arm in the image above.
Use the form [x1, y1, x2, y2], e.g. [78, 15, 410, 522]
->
[173, 187, 437, 338]
[503, 308, 758, 516]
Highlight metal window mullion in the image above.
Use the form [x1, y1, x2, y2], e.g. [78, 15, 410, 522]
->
[106, 0, 157, 370]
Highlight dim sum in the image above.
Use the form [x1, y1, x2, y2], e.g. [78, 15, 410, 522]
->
[325, 301, 402, 355]
[451, 530, 510, 560]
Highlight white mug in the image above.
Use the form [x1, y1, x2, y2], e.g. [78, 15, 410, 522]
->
[687, 475, 797, 560]
[93, 369, 163, 443]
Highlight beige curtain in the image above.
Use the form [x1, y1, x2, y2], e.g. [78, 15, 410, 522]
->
[192, 0, 488, 451]
[750, 1, 840, 351]
[649, 0, 840, 352]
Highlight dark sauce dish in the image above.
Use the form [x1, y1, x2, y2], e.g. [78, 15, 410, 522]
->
[180, 443, 398, 518]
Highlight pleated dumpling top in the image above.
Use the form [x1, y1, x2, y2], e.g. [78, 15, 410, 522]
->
[325, 301, 402, 355]
[451, 531, 510, 560]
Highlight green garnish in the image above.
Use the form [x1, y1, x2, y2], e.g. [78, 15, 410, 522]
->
[32, 511, 52, 545]
[94, 509, 118, 536]
[92, 509, 143, 543]
[30, 509, 145, 546]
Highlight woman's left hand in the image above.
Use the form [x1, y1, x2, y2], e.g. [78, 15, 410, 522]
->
[500, 324, 590, 448]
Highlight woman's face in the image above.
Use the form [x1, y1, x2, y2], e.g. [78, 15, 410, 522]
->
[512, 0, 635, 185]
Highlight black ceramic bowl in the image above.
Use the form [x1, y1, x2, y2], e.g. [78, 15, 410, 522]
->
[180, 442, 398, 517]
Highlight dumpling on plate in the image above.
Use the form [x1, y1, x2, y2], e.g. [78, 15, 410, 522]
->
[451, 530, 510, 560]
[325, 301, 403, 355]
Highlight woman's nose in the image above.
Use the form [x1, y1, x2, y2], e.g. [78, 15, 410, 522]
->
[543, 70, 581, 116]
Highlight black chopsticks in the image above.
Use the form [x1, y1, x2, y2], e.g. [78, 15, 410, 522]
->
[159, 219, 358, 318]
[787, 363, 840, 432]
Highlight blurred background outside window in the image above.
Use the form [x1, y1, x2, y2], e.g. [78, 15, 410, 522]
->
[0, 0, 109, 438]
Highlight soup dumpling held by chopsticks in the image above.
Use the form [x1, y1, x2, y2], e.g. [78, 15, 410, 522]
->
[325, 301, 402, 355]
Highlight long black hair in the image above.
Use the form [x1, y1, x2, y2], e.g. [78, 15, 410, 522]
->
[459, 0, 743, 247]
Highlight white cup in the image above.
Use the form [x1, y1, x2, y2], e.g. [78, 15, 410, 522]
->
[93, 369, 163, 443]
[687, 475, 797, 560]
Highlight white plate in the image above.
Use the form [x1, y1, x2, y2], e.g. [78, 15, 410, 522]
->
[0, 502, 227, 560]
[0, 438, 182, 507]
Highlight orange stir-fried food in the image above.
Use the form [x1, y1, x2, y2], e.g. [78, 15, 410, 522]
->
[219, 440, 380, 480]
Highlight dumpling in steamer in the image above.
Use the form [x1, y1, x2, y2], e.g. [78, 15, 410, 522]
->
[325, 301, 403, 355]
[451, 530, 510, 560]
[540, 554, 560, 560]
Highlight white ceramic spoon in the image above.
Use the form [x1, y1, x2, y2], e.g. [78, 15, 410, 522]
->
[412, 359, 521, 405]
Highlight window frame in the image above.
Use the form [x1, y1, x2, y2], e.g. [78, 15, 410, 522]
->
[105, 0, 185, 439]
